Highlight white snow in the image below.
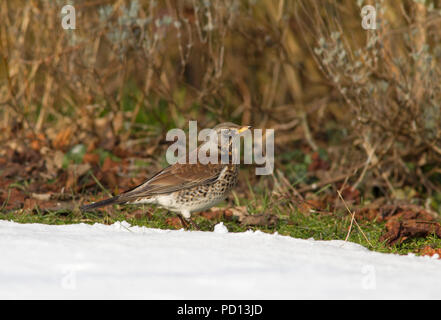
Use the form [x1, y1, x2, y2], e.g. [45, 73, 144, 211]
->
[213, 222, 229, 234]
[1, 220, 441, 299]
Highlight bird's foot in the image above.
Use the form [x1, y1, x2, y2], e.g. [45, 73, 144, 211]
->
[187, 218, 200, 230]
[177, 213, 200, 230]
[177, 214, 189, 230]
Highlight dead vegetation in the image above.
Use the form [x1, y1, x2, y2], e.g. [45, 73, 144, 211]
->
[1, 0, 441, 250]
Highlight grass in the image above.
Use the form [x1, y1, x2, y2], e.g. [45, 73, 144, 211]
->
[2, 0, 441, 268]
[1, 91, 440, 258]
[1, 149, 440, 257]
[2, 191, 441, 257]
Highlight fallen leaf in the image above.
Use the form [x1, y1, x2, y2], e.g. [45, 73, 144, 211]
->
[226, 206, 278, 226]
[420, 246, 441, 259]
[229, 206, 248, 220]
[379, 207, 441, 245]
[198, 210, 224, 220]
[165, 217, 183, 229]
[23, 198, 38, 210]
[31, 193, 51, 201]
[340, 186, 360, 204]
[52, 127, 73, 150]
[45, 150, 64, 178]
[83, 153, 100, 165]
[102, 157, 119, 172]
[240, 214, 279, 227]
[71, 163, 91, 177]
[307, 152, 330, 172]
[66, 163, 91, 190]
[298, 199, 329, 215]
[354, 202, 441, 245]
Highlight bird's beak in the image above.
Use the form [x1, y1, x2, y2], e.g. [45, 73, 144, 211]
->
[238, 125, 252, 134]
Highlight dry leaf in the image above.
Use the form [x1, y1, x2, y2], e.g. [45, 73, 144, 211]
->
[52, 127, 73, 150]
[420, 246, 441, 259]
[31, 193, 51, 201]
[240, 214, 279, 227]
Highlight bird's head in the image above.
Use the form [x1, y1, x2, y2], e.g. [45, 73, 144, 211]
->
[213, 122, 252, 138]
[211, 123, 252, 157]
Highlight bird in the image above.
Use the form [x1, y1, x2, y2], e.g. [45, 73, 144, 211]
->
[80, 123, 251, 229]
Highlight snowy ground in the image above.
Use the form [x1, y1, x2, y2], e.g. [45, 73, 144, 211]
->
[1, 220, 441, 299]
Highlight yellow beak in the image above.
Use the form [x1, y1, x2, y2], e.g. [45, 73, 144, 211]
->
[238, 126, 252, 134]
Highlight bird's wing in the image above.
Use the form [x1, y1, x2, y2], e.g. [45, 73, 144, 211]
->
[118, 163, 225, 201]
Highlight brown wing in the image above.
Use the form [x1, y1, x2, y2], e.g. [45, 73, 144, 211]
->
[118, 163, 225, 202]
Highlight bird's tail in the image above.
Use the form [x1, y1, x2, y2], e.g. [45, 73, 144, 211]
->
[80, 196, 124, 211]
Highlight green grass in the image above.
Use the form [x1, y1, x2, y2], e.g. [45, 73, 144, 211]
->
[2, 195, 441, 257]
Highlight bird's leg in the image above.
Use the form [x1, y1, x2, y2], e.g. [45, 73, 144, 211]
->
[186, 217, 200, 230]
[180, 210, 200, 230]
[177, 214, 189, 229]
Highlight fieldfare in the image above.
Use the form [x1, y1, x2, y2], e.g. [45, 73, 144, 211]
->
[80, 123, 251, 229]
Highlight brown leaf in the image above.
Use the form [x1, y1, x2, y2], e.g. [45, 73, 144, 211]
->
[23, 198, 38, 210]
[355, 202, 441, 245]
[379, 208, 441, 245]
[307, 152, 330, 172]
[1, 163, 22, 178]
[229, 206, 248, 220]
[165, 217, 183, 229]
[83, 153, 100, 165]
[215, 206, 278, 226]
[44, 150, 64, 178]
[126, 209, 151, 220]
[354, 207, 379, 221]
[66, 163, 91, 190]
[101, 171, 118, 190]
[240, 214, 279, 227]
[339, 186, 360, 204]
[52, 128, 73, 151]
[420, 246, 441, 259]
[195, 208, 234, 221]
[298, 198, 329, 215]
[102, 157, 119, 172]
[30, 139, 41, 151]
[0, 182, 28, 210]
[199, 210, 224, 220]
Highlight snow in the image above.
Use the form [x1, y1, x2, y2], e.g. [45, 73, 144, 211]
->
[213, 222, 229, 234]
[1, 220, 441, 299]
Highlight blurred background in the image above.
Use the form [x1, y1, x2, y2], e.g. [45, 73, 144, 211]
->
[2, 0, 441, 232]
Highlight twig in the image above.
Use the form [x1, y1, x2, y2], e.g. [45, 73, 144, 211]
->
[300, 111, 318, 152]
[353, 140, 377, 189]
[0, 189, 12, 211]
[89, 172, 113, 198]
[337, 190, 372, 247]
[298, 162, 365, 193]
